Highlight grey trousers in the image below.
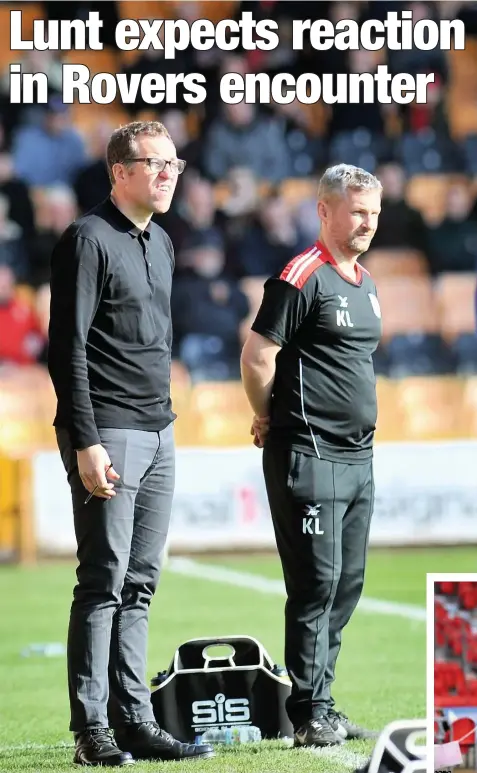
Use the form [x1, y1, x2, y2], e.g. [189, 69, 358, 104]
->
[56, 423, 175, 732]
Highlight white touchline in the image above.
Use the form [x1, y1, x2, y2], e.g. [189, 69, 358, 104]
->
[281, 737, 370, 767]
[167, 558, 426, 622]
[0, 741, 73, 752]
[0, 739, 369, 769]
[307, 745, 370, 768]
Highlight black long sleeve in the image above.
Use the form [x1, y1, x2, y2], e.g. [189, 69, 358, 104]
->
[48, 233, 105, 449]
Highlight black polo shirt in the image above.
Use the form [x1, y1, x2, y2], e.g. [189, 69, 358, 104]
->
[251, 240, 383, 462]
[48, 197, 176, 450]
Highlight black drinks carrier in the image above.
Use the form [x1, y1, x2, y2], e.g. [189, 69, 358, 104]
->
[150, 635, 294, 743]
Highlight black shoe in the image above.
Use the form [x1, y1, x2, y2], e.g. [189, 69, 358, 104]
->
[327, 709, 379, 740]
[73, 728, 135, 766]
[294, 717, 344, 747]
[115, 721, 215, 761]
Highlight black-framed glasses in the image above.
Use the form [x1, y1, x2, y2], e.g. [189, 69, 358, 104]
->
[124, 157, 186, 175]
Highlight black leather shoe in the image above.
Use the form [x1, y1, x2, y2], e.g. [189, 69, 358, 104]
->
[294, 717, 344, 747]
[115, 721, 215, 761]
[327, 709, 379, 740]
[74, 728, 135, 766]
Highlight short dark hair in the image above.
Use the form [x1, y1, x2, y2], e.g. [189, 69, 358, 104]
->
[106, 121, 172, 185]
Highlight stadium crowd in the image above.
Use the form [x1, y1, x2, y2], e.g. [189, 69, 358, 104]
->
[1, 0, 477, 384]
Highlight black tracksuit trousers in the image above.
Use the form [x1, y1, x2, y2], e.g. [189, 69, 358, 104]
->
[262, 445, 375, 731]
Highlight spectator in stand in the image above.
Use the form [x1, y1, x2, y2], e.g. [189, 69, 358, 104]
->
[0, 50, 63, 140]
[171, 231, 249, 380]
[0, 151, 35, 240]
[121, 13, 197, 117]
[29, 185, 78, 288]
[456, 0, 477, 36]
[0, 265, 45, 366]
[43, 2, 120, 48]
[159, 174, 224, 261]
[387, 1, 448, 84]
[203, 101, 292, 182]
[217, 166, 263, 271]
[235, 189, 310, 277]
[74, 122, 111, 214]
[269, 98, 327, 178]
[246, 17, 300, 81]
[370, 162, 429, 255]
[294, 196, 323, 245]
[400, 74, 449, 135]
[160, 109, 202, 176]
[201, 53, 250, 131]
[327, 48, 387, 139]
[0, 193, 29, 281]
[426, 182, 477, 274]
[12, 97, 87, 187]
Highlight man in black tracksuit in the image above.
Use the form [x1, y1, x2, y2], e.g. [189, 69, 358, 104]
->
[241, 164, 383, 747]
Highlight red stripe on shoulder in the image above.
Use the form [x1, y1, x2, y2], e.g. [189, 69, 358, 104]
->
[293, 256, 326, 289]
[280, 246, 326, 289]
[279, 246, 317, 282]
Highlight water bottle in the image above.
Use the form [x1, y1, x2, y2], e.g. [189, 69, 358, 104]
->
[150, 670, 168, 688]
[20, 642, 66, 657]
[200, 725, 262, 745]
[271, 663, 291, 683]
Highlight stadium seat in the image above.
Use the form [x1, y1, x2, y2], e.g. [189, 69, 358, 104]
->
[328, 129, 391, 173]
[170, 361, 194, 445]
[238, 276, 266, 344]
[449, 38, 477, 88]
[0, 385, 43, 451]
[435, 272, 477, 341]
[361, 249, 428, 279]
[466, 678, 477, 697]
[118, 1, 173, 20]
[214, 179, 270, 209]
[374, 378, 403, 441]
[374, 276, 455, 376]
[398, 131, 465, 176]
[435, 661, 467, 696]
[435, 600, 448, 620]
[405, 174, 454, 224]
[386, 333, 456, 377]
[0, 3, 43, 68]
[458, 581, 477, 611]
[450, 717, 476, 753]
[7, 3, 42, 39]
[372, 343, 390, 377]
[460, 134, 477, 176]
[197, 0, 239, 21]
[449, 99, 477, 139]
[439, 582, 457, 596]
[188, 381, 251, 446]
[63, 49, 121, 77]
[279, 178, 318, 209]
[395, 376, 465, 440]
[70, 103, 131, 135]
[301, 102, 330, 136]
[375, 276, 439, 342]
[435, 624, 446, 648]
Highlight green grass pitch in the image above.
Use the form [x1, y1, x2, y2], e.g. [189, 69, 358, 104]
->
[0, 546, 474, 772]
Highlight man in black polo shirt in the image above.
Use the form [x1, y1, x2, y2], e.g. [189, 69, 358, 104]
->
[241, 164, 383, 748]
[48, 121, 215, 766]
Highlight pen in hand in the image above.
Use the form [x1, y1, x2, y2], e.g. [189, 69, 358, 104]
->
[84, 463, 114, 505]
